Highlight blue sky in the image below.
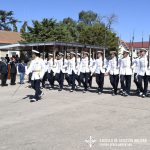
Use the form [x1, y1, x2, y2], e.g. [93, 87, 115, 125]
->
[0, 0, 150, 42]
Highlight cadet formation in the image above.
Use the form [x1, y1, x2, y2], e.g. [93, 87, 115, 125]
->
[0, 48, 150, 102]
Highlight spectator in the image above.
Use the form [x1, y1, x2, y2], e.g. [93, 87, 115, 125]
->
[18, 60, 26, 84]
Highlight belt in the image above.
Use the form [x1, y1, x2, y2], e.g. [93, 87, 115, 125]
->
[33, 70, 41, 72]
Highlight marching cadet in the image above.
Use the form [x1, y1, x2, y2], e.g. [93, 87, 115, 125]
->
[132, 50, 141, 94]
[138, 48, 150, 98]
[105, 51, 119, 96]
[79, 51, 92, 93]
[40, 53, 48, 88]
[47, 53, 57, 89]
[55, 52, 68, 91]
[94, 51, 107, 94]
[0, 58, 8, 86]
[68, 52, 76, 92]
[65, 53, 71, 87]
[119, 49, 133, 96]
[75, 53, 81, 88]
[10, 57, 17, 85]
[26, 50, 45, 102]
[88, 54, 95, 88]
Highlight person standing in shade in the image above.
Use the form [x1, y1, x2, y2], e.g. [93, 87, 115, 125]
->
[26, 50, 45, 102]
[94, 51, 107, 95]
[0, 58, 8, 86]
[119, 49, 133, 96]
[18, 60, 26, 84]
[10, 57, 17, 85]
[105, 51, 119, 96]
[138, 48, 150, 98]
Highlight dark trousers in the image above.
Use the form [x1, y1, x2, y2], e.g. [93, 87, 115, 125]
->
[138, 74, 149, 95]
[96, 73, 104, 92]
[88, 74, 93, 88]
[31, 80, 42, 99]
[110, 74, 119, 94]
[1, 73, 8, 85]
[28, 73, 32, 83]
[55, 71, 64, 89]
[42, 72, 48, 87]
[134, 73, 140, 91]
[120, 75, 131, 95]
[70, 71, 76, 90]
[48, 70, 54, 88]
[65, 73, 71, 86]
[75, 74, 81, 86]
[10, 73, 16, 84]
[80, 72, 89, 91]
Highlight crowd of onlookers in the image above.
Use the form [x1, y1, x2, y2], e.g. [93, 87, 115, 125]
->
[0, 54, 29, 86]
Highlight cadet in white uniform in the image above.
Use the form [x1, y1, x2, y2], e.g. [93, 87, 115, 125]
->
[138, 48, 150, 98]
[47, 53, 57, 89]
[94, 51, 107, 94]
[132, 51, 140, 94]
[26, 50, 45, 102]
[55, 52, 68, 91]
[106, 51, 119, 95]
[119, 49, 132, 96]
[40, 53, 48, 88]
[68, 52, 77, 92]
[65, 53, 71, 87]
[79, 52, 92, 93]
[75, 53, 81, 87]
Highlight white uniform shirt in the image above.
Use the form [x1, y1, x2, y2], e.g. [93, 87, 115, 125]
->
[26, 57, 45, 80]
[119, 56, 132, 75]
[68, 57, 77, 75]
[94, 57, 107, 74]
[132, 57, 140, 74]
[106, 57, 119, 75]
[138, 56, 150, 76]
[56, 58, 68, 73]
[47, 58, 57, 73]
[79, 57, 92, 73]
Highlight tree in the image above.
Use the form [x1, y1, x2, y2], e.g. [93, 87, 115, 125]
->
[20, 21, 28, 33]
[0, 10, 20, 31]
[79, 10, 98, 26]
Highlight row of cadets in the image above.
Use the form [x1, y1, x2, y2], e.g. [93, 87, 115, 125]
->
[26, 50, 45, 102]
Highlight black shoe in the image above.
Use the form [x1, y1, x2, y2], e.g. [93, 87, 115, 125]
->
[98, 92, 102, 95]
[70, 89, 73, 92]
[142, 94, 146, 98]
[58, 88, 62, 91]
[83, 90, 86, 93]
[30, 98, 37, 102]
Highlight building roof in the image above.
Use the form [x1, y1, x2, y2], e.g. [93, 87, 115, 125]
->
[0, 30, 23, 44]
[126, 41, 149, 49]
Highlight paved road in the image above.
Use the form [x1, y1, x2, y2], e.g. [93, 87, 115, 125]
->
[0, 77, 150, 150]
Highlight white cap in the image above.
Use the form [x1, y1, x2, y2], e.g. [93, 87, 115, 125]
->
[70, 52, 76, 55]
[48, 53, 53, 56]
[140, 48, 147, 52]
[58, 52, 64, 56]
[83, 51, 89, 55]
[32, 49, 39, 54]
[123, 49, 129, 53]
[77, 53, 81, 56]
[97, 50, 103, 54]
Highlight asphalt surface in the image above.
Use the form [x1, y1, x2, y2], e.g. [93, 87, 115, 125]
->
[0, 77, 150, 150]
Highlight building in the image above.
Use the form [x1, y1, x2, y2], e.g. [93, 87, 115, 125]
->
[0, 30, 23, 57]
